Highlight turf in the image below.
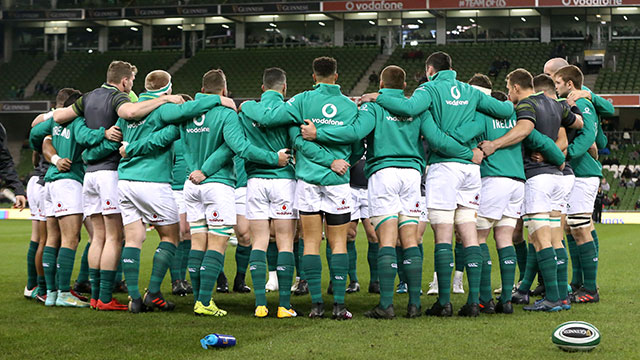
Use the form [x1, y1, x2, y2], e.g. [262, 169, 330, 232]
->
[1, 220, 637, 359]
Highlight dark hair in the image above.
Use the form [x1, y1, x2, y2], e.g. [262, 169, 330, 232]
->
[506, 68, 533, 90]
[312, 57, 337, 78]
[468, 73, 492, 90]
[533, 74, 556, 94]
[554, 65, 584, 89]
[380, 65, 405, 89]
[56, 88, 82, 108]
[263, 67, 287, 90]
[491, 90, 508, 102]
[425, 51, 452, 72]
[202, 69, 226, 94]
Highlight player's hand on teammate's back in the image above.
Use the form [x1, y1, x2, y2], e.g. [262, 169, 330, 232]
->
[530, 151, 545, 163]
[119, 143, 128, 158]
[105, 125, 122, 142]
[277, 149, 291, 167]
[359, 93, 379, 104]
[238, 100, 250, 113]
[300, 120, 317, 140]
[471, 148, 484, 165]
[220, 96, 237, 112]
[56, 158, 72, 172]
[189, 170, 206, 184]
[478, 140, 497, 157]
[567, 90, 591, 105]
[14, 195, 26, 210]
[331, 159, 350, 176]
[559, 162, 566, 171]
[163, 95, 185, 105]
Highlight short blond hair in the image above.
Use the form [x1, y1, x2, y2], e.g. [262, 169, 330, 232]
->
[202, 69, 226, 94]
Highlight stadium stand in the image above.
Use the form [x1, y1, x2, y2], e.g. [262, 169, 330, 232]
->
[594, 40, 640, 94]
[31, 50, 182, 99]
[0, 52, 47, 100]
[171, 46, 379, 98]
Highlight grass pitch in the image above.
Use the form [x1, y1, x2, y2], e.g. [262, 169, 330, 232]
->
[0, 220, 638, 359]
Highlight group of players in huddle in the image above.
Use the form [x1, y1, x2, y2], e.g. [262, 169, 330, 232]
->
[21, 50, 605, 319]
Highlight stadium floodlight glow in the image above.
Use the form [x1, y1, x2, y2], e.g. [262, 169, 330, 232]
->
[177, 25, 183, 29]
[308, 13, 324, 17]
[574, 16, 579, 21]
[624, 15, 628, 20]
[596, 14, 601, 18]
[407, 24, 419, 29]
[459, 10, 477, 14]
[368, 20, 376, 25]
[417, 19, 424, 24]
[601, 20, 606, 24]
[130, 27, 138, 31]
[269, 23, 277, 27]
[222, 24, 230, 29]
[387, 18, 393, 22]
[511, 8, 533, 13]
[260, 14, 278, 18]
[358, 12, 377, 16]
[621, 7, 637, 10]
[318, 21, 326, 26]
[410, 40, 418, 46]
[521, 17, 526, 22]
[469, 18, 475, 23]
[88, 49, 93, 53]
[86, 27, 92, 32]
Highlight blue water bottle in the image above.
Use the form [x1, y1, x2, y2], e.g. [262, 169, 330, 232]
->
[201, 334, 237, 349]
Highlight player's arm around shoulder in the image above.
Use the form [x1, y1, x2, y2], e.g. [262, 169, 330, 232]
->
[376, 86, 429, 118]
[223, 109, 279, 167]
[475, 88, 514, 120]
[29, 118, 55, 153]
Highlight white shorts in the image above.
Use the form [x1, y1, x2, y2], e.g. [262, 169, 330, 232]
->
[27, 176, 46, 221]
[246, 178, 298, 220]
[419, 196, 429, 222]
[555, 175, 575, 215]
[524, 173, 565, 215]
[294, 180, 352, 215]
[44, 179, 84, 218]
[235, 187, 247, 217]
[184, 180, 236, 226]
[350, 187, 369, 221]
[567, 177, 600, 215]
[425, 162, 481, 210]
[173, 189, 186, 215]
[368, 167, 422, 217]
[83, 170, 120, 215]
[118, 180, 179, 226]
[478, 177, 525, 220]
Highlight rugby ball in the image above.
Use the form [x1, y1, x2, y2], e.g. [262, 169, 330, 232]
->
[552, 321, 601, 352]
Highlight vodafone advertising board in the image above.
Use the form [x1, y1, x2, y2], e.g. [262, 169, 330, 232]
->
[321, 0, 426, 12]
[429, 0, 535, 8]
[537, 0, 640, 6]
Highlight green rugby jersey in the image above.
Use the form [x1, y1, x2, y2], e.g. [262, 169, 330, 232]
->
[234, 156, 247, 188]
[241, 83, 361, 186]
[183, 93, 280, 187]
[314, 88, 474, 178]
[29, 117, 106, 183]
[375, 70, 513, 165]
[582, 86, 611, 150]
[568, 98, 602, 178]
[172, 138, 187, 190]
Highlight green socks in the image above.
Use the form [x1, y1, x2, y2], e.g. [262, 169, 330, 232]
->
[26, 241, 38, 289]
[77, 241, 90, 283]
[43, 246, 58, 291]
[455, 242, 465, 272]
[378, 246, 397, 308]
[479, 243, 492, 304]
[169, 241, 184, 283]
[148, 241, 177, 293]
[536, 247, 559, 302]
[518, 243, 538, 293]
[331, 253, 349, 305]
[347, 240, 358, 283]
[418, 243, 424, 259]
[56, 247, 76, 292]
[89, 268, 100, 301]
[497, 246, 517, 303]
[367, 241, 379, 283]
[235, 244, 251, 280]
[122, 247, 141, 299]
[302, 254, 323, 304]
[591, 229, 599, 255]
[267, 241, 278, 272]
[37, 275, 47, 296]
[403, 246, 423, 306]
[277, 251, 295, 308]
[179, 240, 191, 280]
[325, 241, 333, 274]
[296, 239, 305, 279]
[514, 241, 528, 281]
[434, 243, 454, 306]
[197, 250, 224, 306]
[99, 270, 116, 303]
[396, 246, 407, 284]
[555, 246, 569, 300]
[465, 245, 482, 305]
[249, 249, 267, 307]
[578, 241, 598, 292]
[115, 255, 123, 283]
[187, 249, 205, 301]
[566, 234, 582, 287]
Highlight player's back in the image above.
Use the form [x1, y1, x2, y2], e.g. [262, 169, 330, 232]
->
[478, 112, 525, 180]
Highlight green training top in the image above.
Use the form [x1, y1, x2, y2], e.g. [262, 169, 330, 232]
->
[241, 83, 362, 186]
[234, 156, 247, 188]
[568, 98, 602, 178]
[375, 70, 514, 165]
[29, 117, 106, 183]
[583, 85, 611, 150]
[172, 137, 187, 190]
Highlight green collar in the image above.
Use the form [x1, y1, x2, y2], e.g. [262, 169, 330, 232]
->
[261, 90, 284, 101]
[428, 70, 457, 82]
[138, 92, 159, 102]
[195, 92, 219, 100]
[313, 83, 342, 95]
[378, 88, 405, 96]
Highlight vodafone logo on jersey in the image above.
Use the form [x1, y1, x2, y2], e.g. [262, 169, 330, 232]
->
[322, 104, 338, 119]
[446, 86, 469, 106]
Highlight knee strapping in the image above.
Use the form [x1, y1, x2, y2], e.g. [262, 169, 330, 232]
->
[567, 214, 591, 229]
[398, 214, 419, 228]
[454, 208, 477, 225]
[189, 220, 207, 234]
[427, 209, 455, 225]
[476, 216, 495, 230]
[523, 214, 550, 234]
[208, 225, 234, 237]
[325, 212, 351, 226]
[549, 215, 562, 229]
[496, 216, 518, 228]
[370, 215, 398, 231]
